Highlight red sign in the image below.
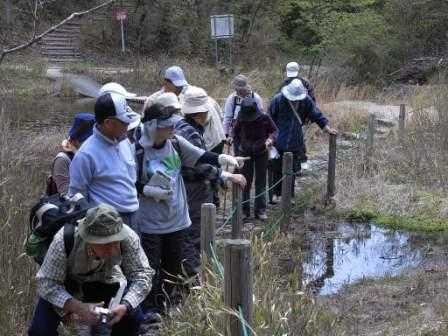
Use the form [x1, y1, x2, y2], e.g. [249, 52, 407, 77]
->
[113, 8, 128, 21]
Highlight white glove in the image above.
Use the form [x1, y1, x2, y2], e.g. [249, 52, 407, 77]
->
[143, 185, 173, 202]
[218, 154, 240, 168]
[220, 171, 247, 189]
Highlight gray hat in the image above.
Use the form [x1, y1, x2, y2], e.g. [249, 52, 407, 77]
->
[78, 204, 130, 244]
[232, 74, 251, 91]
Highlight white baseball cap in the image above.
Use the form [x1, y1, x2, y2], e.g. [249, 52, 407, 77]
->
[281, 79, 307, 101]
[155, 92, 181, 109]
[164, 66, 188, 87]
[95, 92, 141, 126]
[99, 82, 137, 99]
[286, 62, 300, 78]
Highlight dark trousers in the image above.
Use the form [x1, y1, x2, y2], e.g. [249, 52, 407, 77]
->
[239, 152, 268, 216]
[269, 150, 302, 199]
[28, 298, 143, 336]
[141, 229, 189, 314]
[119, 211, 139, 233]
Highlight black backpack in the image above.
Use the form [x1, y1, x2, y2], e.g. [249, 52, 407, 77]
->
[25, 193, 94, 265]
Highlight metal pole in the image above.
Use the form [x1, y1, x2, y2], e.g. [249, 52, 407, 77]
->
[120, 19, 125, 53]
[215, 39, 219, 65]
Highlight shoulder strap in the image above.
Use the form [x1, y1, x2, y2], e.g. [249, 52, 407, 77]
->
[287, 100, 304, 126]
[232, 94, 239, 118]
[63, 223, 75, 258]
[171, 135, 182, 156]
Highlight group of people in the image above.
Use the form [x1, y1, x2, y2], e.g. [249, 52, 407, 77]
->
[28, 62, 337, 335]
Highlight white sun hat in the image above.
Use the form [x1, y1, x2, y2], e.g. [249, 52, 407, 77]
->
[99, 82, 137, 99]
[286, 62, 300, 78]
[181, 86, 210, 115]
[281, 79, 308, 101]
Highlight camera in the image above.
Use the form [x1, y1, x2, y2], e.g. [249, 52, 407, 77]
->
[94, 307, 111, 324]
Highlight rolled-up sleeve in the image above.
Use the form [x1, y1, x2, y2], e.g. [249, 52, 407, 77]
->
[120, 231, 153, 308]
[36, 230, 72, 309]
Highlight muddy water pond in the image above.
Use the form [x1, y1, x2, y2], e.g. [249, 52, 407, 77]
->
[302, 222, 439, 295]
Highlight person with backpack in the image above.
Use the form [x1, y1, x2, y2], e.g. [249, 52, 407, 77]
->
[223, 74, 264, 145]
[268, 79, 337, 200]
[233, 97, 278, 221]
[175, 86, 247, 274]
[68, 93, 141, 230]
[136, 102, 245, 318]
[278, 62, 316, 102]
[27, 203, 152, 336]
[48, 113, 95, 195]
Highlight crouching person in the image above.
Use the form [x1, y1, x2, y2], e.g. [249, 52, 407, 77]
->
[137, 102, 245, 317]
[28, 204, 153, 336]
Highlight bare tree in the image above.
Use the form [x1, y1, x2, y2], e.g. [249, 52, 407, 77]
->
[0, 0, 116, 64]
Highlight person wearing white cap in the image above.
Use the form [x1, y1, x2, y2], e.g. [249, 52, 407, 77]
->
[174, 86, 246, 274]
[223, 74, 264, 142]
[68, 93, 141, 231]
[99, 82, 142, 132]
[145, 68, 226, 153]
[145, 65, 189, 108]
[278, 62, 316, 102]
[268, 79, 337, 200]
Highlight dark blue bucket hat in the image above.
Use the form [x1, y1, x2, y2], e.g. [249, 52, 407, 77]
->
[69, 112, 95, 142]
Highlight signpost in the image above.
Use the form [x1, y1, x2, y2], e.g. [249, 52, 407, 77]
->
[210, 14, 234, 65]
[114, 8, 128, 53]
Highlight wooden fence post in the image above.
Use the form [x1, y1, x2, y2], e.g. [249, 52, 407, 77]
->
[281, 152, 293, 233]
[224, 239, 252, 336]
[399, 104, 406, 140]
[200, 203, 216, 260]
[326, 134, 337, 201]
[231, 182, 243, 239]
[366, 113, 376, 171]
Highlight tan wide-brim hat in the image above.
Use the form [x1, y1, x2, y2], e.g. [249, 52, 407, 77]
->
[181, 86, 210, 115]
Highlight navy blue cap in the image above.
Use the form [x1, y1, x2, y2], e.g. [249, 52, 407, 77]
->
[68, 113, 95, 142]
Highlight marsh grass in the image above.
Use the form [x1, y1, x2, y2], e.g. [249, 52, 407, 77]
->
[0, 106, 64, 334]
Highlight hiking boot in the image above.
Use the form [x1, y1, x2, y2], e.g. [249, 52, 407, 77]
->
[255, 211, 268, 221]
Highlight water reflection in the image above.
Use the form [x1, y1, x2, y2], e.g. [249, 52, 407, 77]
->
[304, 223, 422, 295]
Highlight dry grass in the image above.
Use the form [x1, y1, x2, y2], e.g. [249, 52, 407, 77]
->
[0, 105, 64, 335]
[161, 232, 339, 336]
[333, 86, 448, 231]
